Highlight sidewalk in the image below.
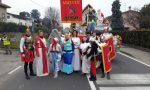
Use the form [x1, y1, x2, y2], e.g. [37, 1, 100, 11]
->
[120, 45, 150, 66]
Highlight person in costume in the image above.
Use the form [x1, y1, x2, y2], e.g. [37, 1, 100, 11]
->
[20, 28, 36, 80]
[48, 37, 62, 78]
[72, 30, 81, 71]
[100, 26, 111, 39]
[114, 35, 122, 52]
[87, 9, 97, 32]
[35, 30, 49, 77]
[47, 29, 63, 71]
[86, 38, 99, 81]
[62, 33, 74, 74]
[80, 36, 91, 74]
[99, 27, 111, 80]
[89, 32, 99, 41]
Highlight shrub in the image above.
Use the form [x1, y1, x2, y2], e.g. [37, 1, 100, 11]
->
[111, 30, 150, 49]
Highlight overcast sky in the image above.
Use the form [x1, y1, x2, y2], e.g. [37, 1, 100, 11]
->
[3, 0, 150, 27]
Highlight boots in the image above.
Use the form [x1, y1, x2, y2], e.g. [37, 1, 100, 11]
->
[9, 50, 12, 55]
[29, 62, 36, 76]
[89, 75, 97, 81]
[24, 62, 31, 80]
[24, 65, 30, 80]
[101, 67, 105, 78]
[107, 72, 110, 80]
[25, 73, 30, 80]
[54, 72, 58, 78]
[101, 73, 105, 78]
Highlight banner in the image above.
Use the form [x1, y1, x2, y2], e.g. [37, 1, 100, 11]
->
[100, 43, 112, 73]
[104, 35, 116, 61]
[60, 0, 82, 23]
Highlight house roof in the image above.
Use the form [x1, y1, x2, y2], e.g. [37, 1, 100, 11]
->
[82, 4, 96, 13]
[105, 10, 140, 20]
[122, 10, 140, 14]
[7, 13, 32, 21]
[0, 3, 11, 8]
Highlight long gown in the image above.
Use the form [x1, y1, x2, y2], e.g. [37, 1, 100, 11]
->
[62, 39, 74, 74]
[35, 37, 49, 77]
[72, 37, 81, 71]
[80, 43, 91, 74]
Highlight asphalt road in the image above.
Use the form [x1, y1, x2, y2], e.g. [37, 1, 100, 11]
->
[0, 52, 150, 90]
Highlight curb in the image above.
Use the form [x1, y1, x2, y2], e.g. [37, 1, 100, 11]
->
[122, 44, 150, 53]
[120, 50, 136, 58]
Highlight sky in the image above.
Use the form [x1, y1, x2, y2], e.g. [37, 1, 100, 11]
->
[3, 0, 150, 27]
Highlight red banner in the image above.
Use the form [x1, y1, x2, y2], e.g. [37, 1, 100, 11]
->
[104, 36, 116, 61]
[100, 43, 112, 73]
[60, 0, 82, 23]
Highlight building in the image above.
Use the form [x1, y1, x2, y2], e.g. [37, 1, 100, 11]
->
[122, 10, 140, 31]
[0, 0, 11, 22]
[6, 13, 32, 26]
[107, 8, 140, 31]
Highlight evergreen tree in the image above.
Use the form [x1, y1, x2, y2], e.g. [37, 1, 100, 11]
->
[140, 3, 150, 29]
[111, 0, 124, 30]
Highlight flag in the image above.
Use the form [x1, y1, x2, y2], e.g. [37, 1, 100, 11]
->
[104, 35, 116, 61]
[99, 43, 112, 73]
[60, 0, 82, 23]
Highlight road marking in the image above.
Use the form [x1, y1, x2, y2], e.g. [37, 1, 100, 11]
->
[96, 74, 150, 85]
[100, 87, 150, 90]
[86, 75, 97, 90]
[118, 52, 150, 68]
[8, 66, 22, 74]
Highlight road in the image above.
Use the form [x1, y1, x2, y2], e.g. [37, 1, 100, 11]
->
[0, 51, 150, 90]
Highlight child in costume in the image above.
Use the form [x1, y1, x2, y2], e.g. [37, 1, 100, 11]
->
[48, 38, 62, 78]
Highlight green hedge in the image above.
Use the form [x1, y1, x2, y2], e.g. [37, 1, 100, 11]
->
[112, 31, 150, 49]
[0, 22, 26, 32]
[0, 22, 49, 33]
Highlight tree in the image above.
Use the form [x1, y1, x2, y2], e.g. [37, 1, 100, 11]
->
[19, 11, 30, 19]
[111, 0, 124, 30]
[31, 9, 41, 22]
[44, 7, 60, 30]
[140, 3, 150, 29]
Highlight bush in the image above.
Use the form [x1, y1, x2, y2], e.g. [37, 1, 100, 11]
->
[111, 30, 150, 49]
[0, 22, 49, 33]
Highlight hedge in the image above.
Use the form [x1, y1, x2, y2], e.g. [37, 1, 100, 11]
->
[0, 22, 49, 33]
[111, 31, 150, 49]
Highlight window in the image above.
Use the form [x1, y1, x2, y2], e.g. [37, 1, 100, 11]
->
[7, 16, 10, 19]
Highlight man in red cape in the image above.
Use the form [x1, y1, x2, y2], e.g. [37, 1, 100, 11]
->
[35, 30, 49, 77]
[20, 27, 36, 80]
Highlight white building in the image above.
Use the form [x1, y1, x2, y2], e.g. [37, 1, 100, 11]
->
[0, 0, 11, 22]
[6, 13, 32, 26]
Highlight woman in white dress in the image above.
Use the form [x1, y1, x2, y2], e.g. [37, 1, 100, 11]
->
[72, 30, 81, 71]
[80, 37, 91, 74]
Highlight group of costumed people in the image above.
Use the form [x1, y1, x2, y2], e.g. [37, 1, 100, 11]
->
[20, 26, 120, 81]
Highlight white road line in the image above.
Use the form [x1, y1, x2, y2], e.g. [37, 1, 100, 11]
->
[8, 66, 22, 75]
[100, 87, 150, 90]
[96, 74, 150, 85]
[118, 52, 150, 68]
[86, 75, 97, 90]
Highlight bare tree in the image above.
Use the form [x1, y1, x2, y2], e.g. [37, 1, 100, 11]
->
[44, 7, 60, 30]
